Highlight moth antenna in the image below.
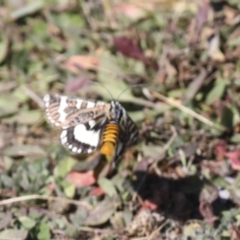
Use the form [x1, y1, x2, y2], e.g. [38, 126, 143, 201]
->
[116, 83, 144, 101]
[92, 81, 115, 101]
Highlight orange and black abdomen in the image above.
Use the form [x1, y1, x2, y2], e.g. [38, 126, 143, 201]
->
[100, 123, 119, 158]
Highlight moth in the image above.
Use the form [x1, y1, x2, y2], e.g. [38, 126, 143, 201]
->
[43, 94, 138, 162]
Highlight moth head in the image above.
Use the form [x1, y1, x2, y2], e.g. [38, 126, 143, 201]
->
[108, 100, 126, 122]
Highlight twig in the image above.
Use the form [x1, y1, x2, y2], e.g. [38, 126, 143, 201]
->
[0, 194, 92, 210]
[101, 0, 117, 28]
[144, 88, 225, 131]
[185, 68, 208, 102]
[147, 219, 170, 240]
[78, 226, 113, 233]
[0, 81, 17, 93]
[21, 85, 44, 109]
[163, 125, 177, 152]
[130, 220, 170, 240]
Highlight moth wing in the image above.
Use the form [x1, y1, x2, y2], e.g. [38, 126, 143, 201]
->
[43, 94, 109, 154]
[114, 111, 138, 162]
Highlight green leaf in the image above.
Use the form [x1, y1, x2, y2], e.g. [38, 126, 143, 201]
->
[128, 110, 145, 122]
[18, 216, 36, 230]
[3, 144, 46, 157]
[230, 134, 240, 143]
[66, 224, 79, 239]
[112, 174, 125, 193]
[69, 206, 88, 226]
[95, 51, 133, 101]
[2, 110, 41, 125]
[129, 106, 169, 122]
[61, 180, 75, 198]
[37, 222, 51, 240]
[0, 36, 9, 63]
[53, 13, 85, 31]
[12, 87, 29, 103]
[84, 197, 116, 226]
[98, 178, 118, 197]
[228, 35, 240, 47]
[0, 229, 28, 240]
[205, 80, 227, 105]
[10, 1, 44, 20]
[221, 106, 234, 129]
[0, 96, 18, 118]
[54, 157, 76, 178]
[2, 156, 13, 171]
[111, 212, 125, 229]
[142, 144, 165, 159]
[122, 208, 133, 226]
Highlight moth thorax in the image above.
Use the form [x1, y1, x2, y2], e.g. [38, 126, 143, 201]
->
[100, 122, 119, 157]
[109, 101, 124, 122]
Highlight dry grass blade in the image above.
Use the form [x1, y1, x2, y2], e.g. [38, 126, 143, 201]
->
[144, 88, 225, 131]
[21, 85, 44, 109]
[0, 194, 92, 210]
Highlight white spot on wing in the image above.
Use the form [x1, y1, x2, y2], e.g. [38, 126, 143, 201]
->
[72, 147, 77, 152]
[43, 94, 50, 107]
[46, 111, 60, 126]
[76, 99, 83, 109]
[58, 96, 68, 122]
[89, 120, 96, 128]
[73, 124, 100, 148]
[96, 101, 105, 106]
[87, 101, 95, 108]
[87, 148, 93, 153]
[61, 130, 67, 138]
[61, 137, 67, 144]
